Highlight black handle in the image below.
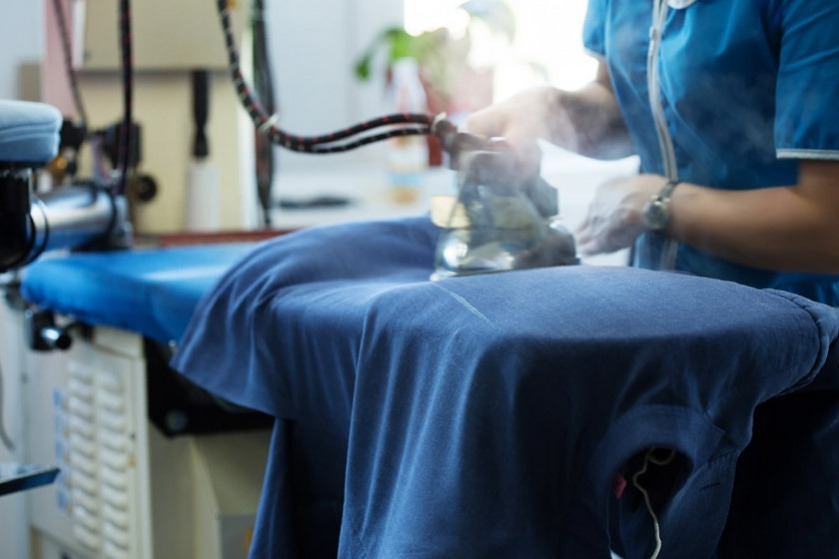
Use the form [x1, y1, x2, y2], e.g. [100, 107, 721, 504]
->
[192, 70, 210, 158]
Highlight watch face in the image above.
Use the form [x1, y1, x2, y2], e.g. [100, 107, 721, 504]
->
[645, 198, 669, 232]
[645, 181, 679, 233]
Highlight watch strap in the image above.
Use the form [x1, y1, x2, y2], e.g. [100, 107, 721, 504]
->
[645, 179, 680, 232]
[656, 179, 679, 202]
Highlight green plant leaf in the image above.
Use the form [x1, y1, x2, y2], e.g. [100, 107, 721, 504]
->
[354, 55, 372, 80]
[390, 31, 415, 61]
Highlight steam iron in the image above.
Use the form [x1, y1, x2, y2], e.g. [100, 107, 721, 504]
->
[431, 139, 578, 280]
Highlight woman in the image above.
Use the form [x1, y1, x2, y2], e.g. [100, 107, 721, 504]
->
[466, 0, 839, 304]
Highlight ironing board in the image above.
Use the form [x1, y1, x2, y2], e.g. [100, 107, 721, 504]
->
[169, 217, 839, 559]
[22, 242, 257, 344]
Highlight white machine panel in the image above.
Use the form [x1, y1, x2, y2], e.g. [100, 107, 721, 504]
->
[23, 325, 269, 559]
[66, 359, 141, 558]
[26, 331, 151, 559]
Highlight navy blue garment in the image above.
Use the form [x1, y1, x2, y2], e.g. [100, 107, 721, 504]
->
[173, 219, 441, 558]
[583, 0, 839, 303]
[172, 217, 839, 559]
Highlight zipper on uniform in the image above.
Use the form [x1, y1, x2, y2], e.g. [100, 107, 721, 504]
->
[645, 0, 679, 269]
[647, 0, 678, 181]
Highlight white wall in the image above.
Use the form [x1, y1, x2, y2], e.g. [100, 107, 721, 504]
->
[266, 0, 403, 172]
[0, 1, 44, 100]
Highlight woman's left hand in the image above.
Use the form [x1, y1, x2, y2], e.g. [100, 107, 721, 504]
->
[576, 174, 668, 256]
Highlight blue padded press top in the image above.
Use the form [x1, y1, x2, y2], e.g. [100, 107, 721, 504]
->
[21, 243, 258, 343]
[0, 100, 62, 164]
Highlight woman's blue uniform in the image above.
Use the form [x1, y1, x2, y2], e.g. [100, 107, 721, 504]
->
[583, 0, 839, 304]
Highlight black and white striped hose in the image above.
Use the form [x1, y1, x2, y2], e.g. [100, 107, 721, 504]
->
[214, 0, 451, 154]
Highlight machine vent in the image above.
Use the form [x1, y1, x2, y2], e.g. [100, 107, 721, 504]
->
[65, 360, 135, 559]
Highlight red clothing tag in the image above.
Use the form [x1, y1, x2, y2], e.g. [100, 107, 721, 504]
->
[613, 473, 628, 500]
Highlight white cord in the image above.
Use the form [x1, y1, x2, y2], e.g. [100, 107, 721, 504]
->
[631, 448, 676, 559]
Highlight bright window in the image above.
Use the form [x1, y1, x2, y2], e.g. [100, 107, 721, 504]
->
[404, 0, 597, 101]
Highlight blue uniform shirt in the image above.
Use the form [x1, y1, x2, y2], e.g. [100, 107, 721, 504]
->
[583, 0, 839, 304]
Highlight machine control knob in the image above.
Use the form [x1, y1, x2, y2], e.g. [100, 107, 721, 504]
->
[24, 308, 75, 351]
[40, 325, 72, 350]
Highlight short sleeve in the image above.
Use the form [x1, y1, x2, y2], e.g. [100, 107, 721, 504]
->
[775, 0, 839, 160]
[582, 0, 607, 60]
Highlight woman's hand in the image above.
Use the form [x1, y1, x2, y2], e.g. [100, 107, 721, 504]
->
[576, 174, 667, 255]
[464, 86, 559, 179]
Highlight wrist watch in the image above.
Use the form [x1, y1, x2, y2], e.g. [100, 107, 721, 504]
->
[643, 179, 680, 233]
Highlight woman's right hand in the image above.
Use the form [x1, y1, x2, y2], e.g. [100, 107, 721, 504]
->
[464, 86, 560, 180]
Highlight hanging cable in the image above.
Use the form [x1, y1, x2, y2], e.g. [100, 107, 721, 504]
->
[215, 0, 439, 153]
[252, 0, 277, 226]
[116, 0, 134, 196]
[51, 0, 89, 130]
[631, 448, 677, 559]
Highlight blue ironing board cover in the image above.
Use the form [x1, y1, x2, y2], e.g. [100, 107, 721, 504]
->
[21, 243, 257, 343]
[0, 100, 62, 164]
[171, 217, 839, 559]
